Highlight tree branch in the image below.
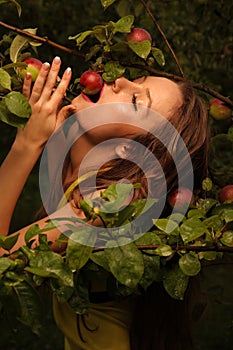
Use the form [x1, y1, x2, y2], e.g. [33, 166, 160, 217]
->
[0, 21, 85, 59]
[1, 21, 232, 107]
[139, 0, 185, 77]
[92, 243, 233, 253]
[121, 62, 233, 107]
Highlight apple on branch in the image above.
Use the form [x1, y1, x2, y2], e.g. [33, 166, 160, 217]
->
[168, 187, 194, 211]
[219, 185, 233, 203]
[209, 98, 232, 120]
[79, 70, 104, 95]
[126, 27, 152, 43]
[18, 57, 43, 82]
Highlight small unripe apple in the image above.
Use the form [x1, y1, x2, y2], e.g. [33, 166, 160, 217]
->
[168, 187, 194, 210]
[127, 27, 152, 43]
[79, 70, 104, 95]
[18, 57, 43, 82]
[219, 185, 233, 203]
[209, 98, 232, 120]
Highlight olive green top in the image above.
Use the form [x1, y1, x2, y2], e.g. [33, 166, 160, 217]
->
[53, 295, 135, 350]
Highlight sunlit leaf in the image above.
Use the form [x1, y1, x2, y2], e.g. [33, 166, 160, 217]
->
[100, 0, 116, 10]
[10, 28, 37, 62]
[180, 217, 208, 244]
[128, 40, 151, 60]
[113, 15, 134, 34]
[3, 91, 31, 118]
[151, 47, 165, 66]
[0, 68, 11, 90]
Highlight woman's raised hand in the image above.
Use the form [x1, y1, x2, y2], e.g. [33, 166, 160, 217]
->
[18, 56, 75, 149]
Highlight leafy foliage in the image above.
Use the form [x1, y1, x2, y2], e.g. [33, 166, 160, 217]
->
[0, 0, 233, 348]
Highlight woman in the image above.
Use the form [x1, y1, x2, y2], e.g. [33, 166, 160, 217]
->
[0, 56, 209, 349]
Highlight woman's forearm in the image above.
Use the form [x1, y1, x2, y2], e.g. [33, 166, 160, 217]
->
[0, 137, 43, 235]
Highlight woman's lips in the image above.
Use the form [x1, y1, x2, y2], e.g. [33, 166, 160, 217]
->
[81, 83, 106, 103]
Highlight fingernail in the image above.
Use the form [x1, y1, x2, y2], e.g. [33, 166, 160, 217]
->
[54, 56, 61, 64]
[65, 67, 72, 76]
[25, 72, 31, 80]
[43, 62, 50, 70]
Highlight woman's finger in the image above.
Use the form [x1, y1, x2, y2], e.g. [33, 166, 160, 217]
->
[40, 56, 62, 101]
[29, 62, 51, 104]
[56, 105, 77, 129]
[51, 67, 72, 107]
[22, 73, 32, 100]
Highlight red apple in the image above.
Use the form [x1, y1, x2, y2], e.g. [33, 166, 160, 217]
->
[127, 27, 152, 43]
[18, 57, 43, 82]
[79, 70, 103, 95]
[168, 187, 194, 210]
[209, 98, 232, 120]
[219, 185, 233, 203]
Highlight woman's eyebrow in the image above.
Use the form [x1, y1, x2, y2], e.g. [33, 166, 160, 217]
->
[146, 88, 152, 108]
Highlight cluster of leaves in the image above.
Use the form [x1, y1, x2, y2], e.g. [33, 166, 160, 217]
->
[1, 183, 233, 331]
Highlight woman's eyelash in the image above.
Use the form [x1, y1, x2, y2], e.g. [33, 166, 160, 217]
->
[132, 93, 138, 111]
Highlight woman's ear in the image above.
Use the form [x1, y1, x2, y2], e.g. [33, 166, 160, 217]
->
[115, 143, 130, 159]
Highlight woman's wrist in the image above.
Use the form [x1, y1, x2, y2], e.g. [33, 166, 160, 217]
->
[12, 132, 45, 157]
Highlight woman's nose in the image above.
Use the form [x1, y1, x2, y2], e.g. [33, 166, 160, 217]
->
[111, 77, 133, 93]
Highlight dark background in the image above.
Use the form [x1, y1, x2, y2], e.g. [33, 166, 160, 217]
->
[0, 0, 233, 349]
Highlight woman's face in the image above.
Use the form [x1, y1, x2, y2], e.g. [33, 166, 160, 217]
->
[71, 76, 183, 142]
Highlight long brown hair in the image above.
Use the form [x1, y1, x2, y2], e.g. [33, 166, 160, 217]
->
[42, 79, 209, 349]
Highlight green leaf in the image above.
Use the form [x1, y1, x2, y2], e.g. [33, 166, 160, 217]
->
[0, 233, 19, 251]
[180, 217, 208, 244]
[128, 40, 151, 60]
[163, 264, 189, 300]
[0, 257, 15, 274]
[199, 251, 217, 261]
[0, 0, 21, 16]
[202, 177, 213, 191]
[90, 251, 110, 271]
[198, 198, 218, 213]
[66, 227, 97, 270]
[3, 91, 31, 118]
[187, 208, 206, 219]
[100, 0, 116, 9]
[105, 238, 144, 288]
[156, 244, 173, 257]
[13, 280, 42, 334]
[25, 251, 73, 287]
[0, 68, 11, 90]
[153, 218, 179, 234]
[221, 209, 233, 223]
[68, 30, 93, 46]
[10, 28, 37, 62]
[220, 230, 233, 247]
[24, 224, 41, 243]
[67, 274, 89, 314]
[203, 215, 223, 232]
[113, 15, 134, 34]
[102, 61, 125, 83]
[0, 100, 28, 128]
[151, 47, 165, 66]
[179, 253, 201, 276]
[139, 254, 160, 289]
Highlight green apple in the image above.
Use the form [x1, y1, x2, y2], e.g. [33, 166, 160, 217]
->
[18, 57, 43, 82]
[209, 98, 232, 120]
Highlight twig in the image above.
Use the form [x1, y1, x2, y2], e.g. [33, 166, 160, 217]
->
[0, 21, 85, 59]
[120, 62, 233, 107]
[139, 0, 185, 77]
[92, 243, 233, 253]
[1, 21, 232, 107]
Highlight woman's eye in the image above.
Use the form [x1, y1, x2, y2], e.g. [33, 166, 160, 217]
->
[132, 93, 138, 111]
